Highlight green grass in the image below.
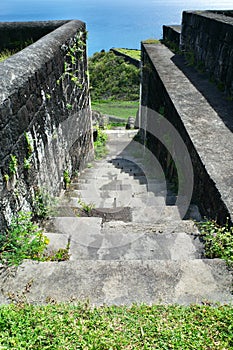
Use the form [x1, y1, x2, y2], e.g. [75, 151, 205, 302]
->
[91, 100, 139, 119]
[0, 49, 14, 62]
[0, 303, 233, 349]
[115, 48, 141, 60]
[142, 38, 160, 44]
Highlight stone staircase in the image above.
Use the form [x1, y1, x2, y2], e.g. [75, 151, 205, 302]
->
[0, 129, 232, 305]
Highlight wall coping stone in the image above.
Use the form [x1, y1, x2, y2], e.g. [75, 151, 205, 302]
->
[163, 25, 181, 34]
[183, 10, 233, 26]
[142, 42, 233, 220]
[0, 20, 84, 102]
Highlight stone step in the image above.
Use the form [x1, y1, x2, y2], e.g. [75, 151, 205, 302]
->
[44, 217, 202, 261]
[80, 167, 123, 176]
[1, 259, 232, 305]
[45, 229, 203, 261]
[132, 205, 182, 222]
[63, 194, 167, 209]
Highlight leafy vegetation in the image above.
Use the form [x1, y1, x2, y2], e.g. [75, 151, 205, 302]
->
[0, 210, 72, 266]
[77, 198, 95, 215]
[198, 219, 233, 264]
[94, 126, 108, 159]
[0, 212, 49, 266]
[0, 49, 14, 62]
[88, 51, 140, 101]
[92, 100, 139, 119]
[63, 169, 71, 189]
[0, 302, 232, 349]
[9, 154, 18, 175]
[33, 188, 51, 220]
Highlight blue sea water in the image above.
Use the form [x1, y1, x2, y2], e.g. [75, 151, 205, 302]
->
[0, 0, 232, 56]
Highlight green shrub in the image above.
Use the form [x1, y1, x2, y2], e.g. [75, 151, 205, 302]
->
[198, 219, 233, 264]
[0, 212, 49, 266]
[88, 51, 140, 101]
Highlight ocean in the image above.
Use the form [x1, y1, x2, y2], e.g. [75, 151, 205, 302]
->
[0, 0, 232, 56]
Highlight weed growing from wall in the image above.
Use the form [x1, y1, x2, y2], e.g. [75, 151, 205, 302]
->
[63, 169, 71, 189]
[57, 30, 87, 88]
[9, 155, 17, 175]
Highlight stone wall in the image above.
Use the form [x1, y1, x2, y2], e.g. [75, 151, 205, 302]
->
[0, 20, 93, 229]
[0, 20, 69, 51]
[140, 42, 233, 223]
[162, 25, 181, 49]
[110, 49, 141, 68]
[181, 11, 233, 97]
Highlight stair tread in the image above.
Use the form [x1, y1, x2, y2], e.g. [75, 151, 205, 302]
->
[45, 230, 203, 261]
[1, 259, 232, 305]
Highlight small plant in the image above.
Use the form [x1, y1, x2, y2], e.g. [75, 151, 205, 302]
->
[45, 237, 71, 262]
[23, 157, 31, 170]
[24, 132, 34, 156]
[78, 198, 95, 215]
[0, 49, 14, 62]
[0, 211, 49, 266]
[3, 174, 9, 182]
[197, 219, 233, 264]
[185, 50, 195, 66]
[94, 125, 108, 159]
[33, 188, 50, 219]
[66, 103, 73, 110]
[9, 155, 17, 175]
[63, 169, 71, 189]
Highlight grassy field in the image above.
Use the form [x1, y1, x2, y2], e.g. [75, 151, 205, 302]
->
[91, 100, 139, 120]
[0, 302, 232, 349]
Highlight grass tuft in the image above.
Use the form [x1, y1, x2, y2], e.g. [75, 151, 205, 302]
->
[0, 49, 14, 62]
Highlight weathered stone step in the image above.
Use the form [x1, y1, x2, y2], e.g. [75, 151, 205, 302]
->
[67, 182, 149, 193]
[45, 229, 203, 261]
[132, 205, 182, 222]
[62, 194, 167, 209]
[1, 259, 232, 305]
[44, 217, 202, 260]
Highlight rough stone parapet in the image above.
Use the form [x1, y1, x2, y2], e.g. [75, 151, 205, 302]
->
[0, 20, 93, 228]
[110, 48, 141, 68]
[0, 20, 69, 51]
[162, 25, 181, 48]
[141, 42, 233, 223]
[181, 10, 233, 97]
